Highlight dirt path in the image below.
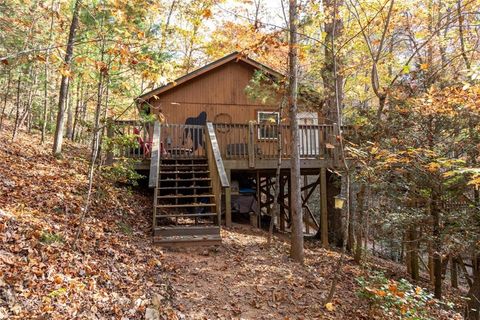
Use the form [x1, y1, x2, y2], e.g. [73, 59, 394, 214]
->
[162, 225, 364, 320]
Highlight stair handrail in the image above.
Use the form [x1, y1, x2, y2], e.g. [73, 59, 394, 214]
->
[206, 122, 230, 189]
[206, 122, 230, 226]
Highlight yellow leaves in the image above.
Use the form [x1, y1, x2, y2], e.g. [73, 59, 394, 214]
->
[468, 177, 480, 186]
[415, 286, 422, 295]
[59, 66, 72, 78]
[426, 162, 441, 173]
[325, 302, 335, 311]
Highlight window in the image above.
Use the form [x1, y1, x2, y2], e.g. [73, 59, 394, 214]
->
[257, 111, 279, 139]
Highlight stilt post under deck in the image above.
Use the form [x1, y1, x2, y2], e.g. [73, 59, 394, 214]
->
[303, 175, 309, 234]
[279, 175, 286, 231]
[256, 171, 261, 228]
[287, 174, 292, 229]
[320, 168, 329, 247]
[225, 169, 232, 227]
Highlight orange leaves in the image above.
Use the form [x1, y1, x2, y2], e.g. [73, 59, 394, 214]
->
[365, 286, 388, 297]
[201, 8, 212, 19]
[419, 84, 480, 117]
[53, 274, 63, 284]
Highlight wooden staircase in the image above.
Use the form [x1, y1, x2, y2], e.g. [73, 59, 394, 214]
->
[153, 157, 222, 245]
[149, 123, 229, 246]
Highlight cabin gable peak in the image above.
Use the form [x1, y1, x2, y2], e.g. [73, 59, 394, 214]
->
[136, 52, 283, 103]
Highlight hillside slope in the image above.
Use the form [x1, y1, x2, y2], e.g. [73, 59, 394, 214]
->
[0, 126, 174, 319]
[0, 125, 464, 319]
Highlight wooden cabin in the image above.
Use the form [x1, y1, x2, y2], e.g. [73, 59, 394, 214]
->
[107, 52, 343, 245]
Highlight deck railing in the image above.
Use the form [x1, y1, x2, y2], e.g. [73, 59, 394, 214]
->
[107, 120, 341, 166]
[106, 120, 151, 163]
[213, 122, 340, 165]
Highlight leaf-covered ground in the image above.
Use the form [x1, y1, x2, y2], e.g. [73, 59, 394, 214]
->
[0, 125, 465, 319]
[165, 226, 464, 319]
[0, 126, 174, 319]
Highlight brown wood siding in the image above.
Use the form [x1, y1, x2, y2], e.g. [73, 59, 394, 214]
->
[148, 60, 279, 125]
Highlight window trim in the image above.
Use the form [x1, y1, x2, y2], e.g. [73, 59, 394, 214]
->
[257, 111, 280, 140]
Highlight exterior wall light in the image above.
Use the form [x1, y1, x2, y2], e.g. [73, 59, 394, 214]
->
[334, 195, 346, 209]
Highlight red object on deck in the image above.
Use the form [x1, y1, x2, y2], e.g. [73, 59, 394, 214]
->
[133, 127, 151, 156]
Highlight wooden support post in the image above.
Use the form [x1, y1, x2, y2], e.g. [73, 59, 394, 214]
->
[225, 169, 232, 227]
[320, 168, 329, 248]
[256, 171, 261, 228]
[279, 175, 286, 232]
[287, 173, 292, 229]
[248, 121, 255, 168]
[303, 175, 309, 234]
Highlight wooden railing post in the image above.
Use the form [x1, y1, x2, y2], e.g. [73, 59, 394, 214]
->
[149, 121, 161, 187]
[248, 121, 255, 168]
[105, 118, 114, 165]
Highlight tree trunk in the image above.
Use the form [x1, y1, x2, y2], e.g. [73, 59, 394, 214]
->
[268, 97, 285, 245]
[408, 226, 420, 281]
[451, 257, 458, 289]
[41, 0, 56, 144]
[72, 77, 82, 141]
[347, 182, 354, 253]
[0, 69, 12, 131]
[12, 74, 22, 140]
[288, 0, 304, 263]
[457, 0, 471, 70]
[321, 0, 343, 124]
[52, 0, 82, 155]
[431, 196, 442, 299]
[66, 84, 73, 140]
[354, 184, 366, 263]
[322, 0, 344, 246]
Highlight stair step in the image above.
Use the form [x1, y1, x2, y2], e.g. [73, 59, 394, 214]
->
[160, 164, 208, 168]
[158, 186, 212, 190]
[156, 213, 217, 218]
[157, 194, 215, 199]
[154, 225, 220, 237]
[159, 178, 211, 182]
[153, 235, 222, 246]
[157, 203, 216, 208]
[160, 170, 210, 174]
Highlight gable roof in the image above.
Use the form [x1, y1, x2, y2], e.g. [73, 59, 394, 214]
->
[136, 52, 284, 103]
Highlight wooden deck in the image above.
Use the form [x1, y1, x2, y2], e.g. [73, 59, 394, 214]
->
[105, 119, 343, 244]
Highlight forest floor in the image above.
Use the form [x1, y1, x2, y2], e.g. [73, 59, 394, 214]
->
[0, 124, 466, 319]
